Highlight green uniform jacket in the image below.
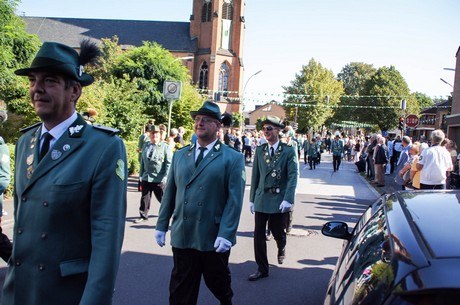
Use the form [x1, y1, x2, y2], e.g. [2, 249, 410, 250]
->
[2, 115, 127, 305]
[331, 139, 344, 156]
[250, 142, 298, 214]
[139, 141, 172, 183]
[0, 136, 11, 211]
[156, 141, 245, 251]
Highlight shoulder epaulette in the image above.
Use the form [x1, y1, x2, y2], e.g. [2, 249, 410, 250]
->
[177, 144, 191, 151]
[93, 124, 119, 135]
[20, 122, 41, 133]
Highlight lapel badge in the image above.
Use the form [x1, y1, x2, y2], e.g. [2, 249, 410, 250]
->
[69, 125, 84, 136]
[63, 144, 71, 151]
[26, 154, 34, 166]
[27, 166, 33, 179]
[51, 150, 62, 160]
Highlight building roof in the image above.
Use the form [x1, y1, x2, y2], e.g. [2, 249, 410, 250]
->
[420, 99, 450, 114]
[22, 16, 197, 52]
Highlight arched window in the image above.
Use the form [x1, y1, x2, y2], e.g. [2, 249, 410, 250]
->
[218, 63, 229, 97]
[222, 0, 233, 20]
[201, 0, 212, 22]
[199, 62, 209, 89]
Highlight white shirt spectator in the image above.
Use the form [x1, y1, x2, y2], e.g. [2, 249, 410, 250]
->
[418, 145, 453, 185]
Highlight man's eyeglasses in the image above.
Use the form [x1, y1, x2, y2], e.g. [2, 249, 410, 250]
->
[262, 126, 277, 132]
[194, 116, 217, 124]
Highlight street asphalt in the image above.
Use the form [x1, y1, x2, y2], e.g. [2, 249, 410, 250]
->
[0, 152, 394, 305]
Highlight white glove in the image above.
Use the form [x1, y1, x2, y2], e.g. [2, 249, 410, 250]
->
[249, 202, 254, 214]
[214, 237, 232, 253]
[279, 200, 292, 213]
[139, 177, 143, 182]
[159, 178, 167, 190]
[155, 230, 166, 247]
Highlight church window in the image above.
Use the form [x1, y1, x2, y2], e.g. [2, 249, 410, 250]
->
[222, 0, 233, 20]
[202, 0, 212, 22]
[221, 0, 233, 49]
[218, 63, 229, 97]
[199, 62, 209, 89]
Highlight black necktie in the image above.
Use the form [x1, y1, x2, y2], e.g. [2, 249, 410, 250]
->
[270, 147, 274, 158]
[39, 132, 53, 162]
[195, 147, 207, 166]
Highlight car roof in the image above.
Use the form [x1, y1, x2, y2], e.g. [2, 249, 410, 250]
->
[397, 191, 460, 259]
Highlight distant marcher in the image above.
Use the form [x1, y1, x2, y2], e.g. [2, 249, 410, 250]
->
[174, 126, 185, 145]
[331, 135, 344, 172]
[307, 139, 318, 170]
[155, 101, 245, 305]
[417, 130, 453, 189]
[0, 110, 12, 263]
[135, 125, 172, 223]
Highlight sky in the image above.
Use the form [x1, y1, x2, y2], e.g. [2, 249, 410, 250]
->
[16, 0, 460, 110]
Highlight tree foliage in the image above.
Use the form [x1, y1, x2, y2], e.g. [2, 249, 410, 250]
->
[283, 59, 344, 132]
[359, 66, 412, 131]
[334, 62, 376, 123]
[0, 0, 40, 101]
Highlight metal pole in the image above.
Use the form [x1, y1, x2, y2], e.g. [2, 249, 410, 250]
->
[167, 98, 174, 137]
[241, 70, 262, 132]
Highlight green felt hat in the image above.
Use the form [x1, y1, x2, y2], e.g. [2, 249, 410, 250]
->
[15, 42, 94, 86]
[261, 115, 285, 128]
[190, 101, 222, 122]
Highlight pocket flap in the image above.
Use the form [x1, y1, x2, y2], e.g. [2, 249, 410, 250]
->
[60, 258, 89, 277]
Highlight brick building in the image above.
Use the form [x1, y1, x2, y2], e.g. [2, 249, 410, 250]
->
[446, 46, 460, 144]
[21, 0, 245, 115]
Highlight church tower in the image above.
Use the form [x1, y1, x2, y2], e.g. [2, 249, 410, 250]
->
[190, 0, 245, 114]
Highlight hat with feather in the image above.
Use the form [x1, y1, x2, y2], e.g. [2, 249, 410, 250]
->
[15, 40, 100, 86]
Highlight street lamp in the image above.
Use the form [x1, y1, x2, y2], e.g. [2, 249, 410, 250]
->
[240, 70, 262, 131]
[440, 78, 453, 88]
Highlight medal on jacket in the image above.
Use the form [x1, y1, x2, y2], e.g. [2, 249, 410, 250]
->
[263, 145, 282, 168]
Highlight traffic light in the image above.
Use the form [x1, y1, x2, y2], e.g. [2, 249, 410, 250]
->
[398, 117, 404, 130]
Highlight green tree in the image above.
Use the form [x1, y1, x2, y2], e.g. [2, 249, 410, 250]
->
[283, 59, 344, 131]
[334, 62, 376, 123]
[359, 66, 412, 131]
[0, 0, 40, 101]
[412, 91, 434, 111]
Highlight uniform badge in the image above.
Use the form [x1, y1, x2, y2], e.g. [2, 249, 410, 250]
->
[51, 150, 62, 160]
[116, 159, 125, 181]
[63, 144, 71, 151]
[69, 125, 83, 136]
[26, 154, 34, 166]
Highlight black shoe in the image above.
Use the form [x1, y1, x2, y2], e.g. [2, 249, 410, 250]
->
[278, 249, 285, 264]
[134, 217, 147, 223]
[248, 271, 268, 281]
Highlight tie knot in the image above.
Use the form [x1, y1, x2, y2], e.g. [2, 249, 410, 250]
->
[42, 132, 53, 141]
[199, 147, 207, 152]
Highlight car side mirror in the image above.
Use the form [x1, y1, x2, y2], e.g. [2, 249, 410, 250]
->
[322, 221, 352, 240]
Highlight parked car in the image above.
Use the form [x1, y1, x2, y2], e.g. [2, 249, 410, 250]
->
[322, 190, 460, 305]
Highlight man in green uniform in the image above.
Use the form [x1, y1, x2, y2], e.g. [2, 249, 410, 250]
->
[248, 115, 298, 281]
[2, 41, 127, 305]
[155, 101, 245, 305]
[331, 134, 344, 172]
[0, 110, 12, 262]
[135, 124, 172, 223]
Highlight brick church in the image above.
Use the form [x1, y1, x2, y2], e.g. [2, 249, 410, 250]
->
[21, 0, 245, 114]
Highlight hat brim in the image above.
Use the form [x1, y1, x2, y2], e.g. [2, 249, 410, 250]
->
[15, 63, 94, 86]
[190, 109, 222, 122]
[261, 119, 284, 128]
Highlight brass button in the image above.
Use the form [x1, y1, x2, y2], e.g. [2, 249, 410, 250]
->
[42, 201, 49, 207]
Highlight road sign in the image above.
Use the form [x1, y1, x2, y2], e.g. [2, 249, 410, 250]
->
[405, 114, 419, 128]
[163, 81, 182, 100]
